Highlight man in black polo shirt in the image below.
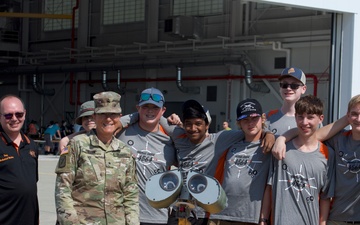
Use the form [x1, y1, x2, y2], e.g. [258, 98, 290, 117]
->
[0, 95, 39, 225]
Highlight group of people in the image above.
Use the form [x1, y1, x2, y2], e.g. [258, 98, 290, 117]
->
[27, 119, 73, 155]
[0, 66, 358, 225]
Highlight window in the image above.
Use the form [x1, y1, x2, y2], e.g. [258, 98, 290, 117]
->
[256, 3, 282, 10]
[44, 0, 78, 31]
[173, 0, 223, 16]
[274, 57, 286, 69]
[103, 0, 145, 25]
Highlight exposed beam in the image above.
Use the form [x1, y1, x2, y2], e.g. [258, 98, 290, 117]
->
[0, 12, 72, 19]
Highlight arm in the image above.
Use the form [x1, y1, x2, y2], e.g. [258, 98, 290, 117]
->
[123, 156, 140, 225]
[58, 131, 86, 153]
[120, 112, 139, 128]
[56, 129, 62, 139]
[159, 116, 177, 136]
[259, 185, 271, 225]
[272, 115, 348, 160]
[261, 131, 275, 154]
[316, 115, 348, 141]
[167, 113, 183, 126]
[271, 128, 298, 160]
[55, 141, 80, 224]
[319, 198, 330, 225]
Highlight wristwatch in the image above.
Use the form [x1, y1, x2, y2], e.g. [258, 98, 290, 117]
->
[260, 218, 269, 224]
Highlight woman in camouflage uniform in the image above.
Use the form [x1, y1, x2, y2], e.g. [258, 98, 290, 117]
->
[55, 91, 139, 225]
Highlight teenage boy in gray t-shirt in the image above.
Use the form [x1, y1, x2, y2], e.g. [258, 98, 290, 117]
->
[266, 67, 307, 136]
[273, 94, 360, 224]
[269, 95, 334, 225]
[118, 87, 177, 225]
[160, 99, 275, 225]
[208, 99, 271, 225]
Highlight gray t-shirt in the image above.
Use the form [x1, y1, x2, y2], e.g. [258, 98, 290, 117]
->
[161, 118, 245, 218]
[118, 118, 177, 224]
[209, 140, 271, 223]
[265, 109, 297, 136]
[326, 130, 360, 221]
[269, 141, 334, 225]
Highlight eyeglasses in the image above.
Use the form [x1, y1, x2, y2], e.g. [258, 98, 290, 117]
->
[279, 83, 303, 90]
[0, 112, 25, 120]
[140, 93, 163, 103]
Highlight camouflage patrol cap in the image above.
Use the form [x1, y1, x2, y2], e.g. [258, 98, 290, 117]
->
[93, 91, 122, 114]
[75, 100, 95, 125]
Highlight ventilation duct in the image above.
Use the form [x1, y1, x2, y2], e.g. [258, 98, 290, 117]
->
[32, 74, 55, 96]
[241, 59, 269, 93]
[101, 71, 111, 91]
[4, 56, 269, 93]
[176, 67, 200, 94]
[117, 70, 126, 95]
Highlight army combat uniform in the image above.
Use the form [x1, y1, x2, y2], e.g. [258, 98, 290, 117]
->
[55, 131, 139, 225]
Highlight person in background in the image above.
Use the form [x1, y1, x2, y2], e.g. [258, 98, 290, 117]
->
[27, 119, 40, 139]
[118, 87, 177, 225]
[72, 119, 82, 132]
[0, 94, 39, 225]
[55, 91, 139, 225]
[60, 120, 69, 138]
[266, 67, 307, 136]
[209, 99, 271, 225]
[222, 121, 232, 130]
[43, 120, 61, 154]
[58, 100, 96, 151]
[269, 95, 334, 225]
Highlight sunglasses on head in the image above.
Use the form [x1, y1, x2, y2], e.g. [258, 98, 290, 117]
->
[140, 93, 163, 103]
[279, 83, 303, 90]
[1, 112, 25, 120]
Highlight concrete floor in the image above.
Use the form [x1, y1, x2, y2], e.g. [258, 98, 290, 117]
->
[38, 155, 59, 225]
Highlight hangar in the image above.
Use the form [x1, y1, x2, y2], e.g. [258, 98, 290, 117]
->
[0, 0, 359, 131]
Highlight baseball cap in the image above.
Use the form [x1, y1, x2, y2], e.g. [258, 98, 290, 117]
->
[75, 100, 95, 125]
[236, 99, 263, 121]
[93, 91, 122, 114]
[182, 99, 212, 124]
[279, 67, 306, 85]
[138, 87, 165, 108]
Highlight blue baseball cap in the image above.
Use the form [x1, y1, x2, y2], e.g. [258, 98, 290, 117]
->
[138, 87, 165, 108]
[279, 67, 306, 85]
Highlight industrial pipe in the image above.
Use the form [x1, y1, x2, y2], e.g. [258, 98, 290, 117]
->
[176, 67, 200, 94]
[101, 71, 111, 91]
[32, 74, 55, 96]
[69, 0, 80, 105]
[75, 74, 319, 103]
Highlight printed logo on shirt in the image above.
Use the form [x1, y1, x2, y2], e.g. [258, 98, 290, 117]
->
[29, 150, 36, 158]
[0, 153, 14, 162]
[338, 151, 360, 182]
[279, 163, 317, 202]
[128, 139, 165, 175]
[228, 148, 262, 178]
[179, 156, 207, 173]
